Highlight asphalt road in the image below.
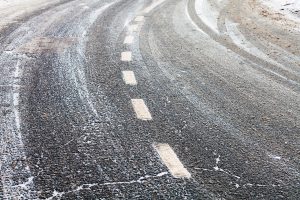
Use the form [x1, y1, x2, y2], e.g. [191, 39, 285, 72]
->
[0, 0, 299, 199]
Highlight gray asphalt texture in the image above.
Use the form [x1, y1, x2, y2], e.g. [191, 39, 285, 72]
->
[0, 0, 299, 199]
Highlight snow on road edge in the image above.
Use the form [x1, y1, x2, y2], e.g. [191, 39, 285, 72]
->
[259, 0, 300, 22]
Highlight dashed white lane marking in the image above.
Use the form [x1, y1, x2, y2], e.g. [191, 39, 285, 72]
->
[135, 16, 145, 22]
[131, 99, 152, 120]
[128, 24, 138, 32]
[153, 143, 191, 178]
[124, 35, 134, 44]
[121, 51, 132, 61]
[13, 92, 19, 106]
[122, 71, 137, 85]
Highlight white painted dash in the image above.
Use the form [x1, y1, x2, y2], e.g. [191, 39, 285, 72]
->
[122, 71, 137, 85]
[121, 51, 132, 61]
[153, 143, 191, 178]
[124, 36, 134, 44]
[128, 24, 138, 32]
[131, 99, 152, 120]
[13, 93, 19, 106]
[135, 16, 144, 22]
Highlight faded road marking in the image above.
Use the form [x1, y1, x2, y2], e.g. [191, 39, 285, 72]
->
[124, 35, 134, 44]
[128, 24, 138, 32]
[153, 143, 191, 178]
[122, 71, 137, 85]
[131, 99, 152, 120]
[135, 16, 144, 22]
[121, 51, 132, 61]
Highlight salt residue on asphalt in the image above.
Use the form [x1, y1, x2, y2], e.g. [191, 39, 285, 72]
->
[260, 0, 300, 22]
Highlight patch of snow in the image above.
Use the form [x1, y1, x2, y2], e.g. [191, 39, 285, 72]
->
[268, 154, 282, 160]
[260, 0, 300, 22]
[195, 0, 220, 34]
[0, 0, 61, 30]
[142, 0, 167, 14]
[194, 0, 228, 34]
[225, 19, 297, 75]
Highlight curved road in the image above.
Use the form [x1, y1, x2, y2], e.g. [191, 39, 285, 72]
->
[0, 0, 299, 199]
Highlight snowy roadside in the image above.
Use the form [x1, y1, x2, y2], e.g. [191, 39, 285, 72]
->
[194, 0, 228, 34]
[259, 0, 300, 22]
[0, 0, 61, 30]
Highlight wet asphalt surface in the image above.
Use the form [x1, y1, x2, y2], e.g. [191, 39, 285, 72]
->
[0, 0, 299, 199]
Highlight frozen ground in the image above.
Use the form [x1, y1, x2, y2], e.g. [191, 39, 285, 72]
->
[0, 0, 299, 199]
